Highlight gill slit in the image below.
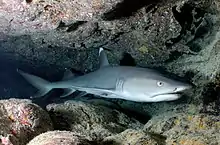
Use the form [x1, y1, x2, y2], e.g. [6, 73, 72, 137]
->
[116, 77, 124, 93]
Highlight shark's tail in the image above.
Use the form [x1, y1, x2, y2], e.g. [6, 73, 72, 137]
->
[17, 69, 53, 98]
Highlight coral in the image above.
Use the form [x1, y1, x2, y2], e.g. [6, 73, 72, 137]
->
[0, 98, 53, 145]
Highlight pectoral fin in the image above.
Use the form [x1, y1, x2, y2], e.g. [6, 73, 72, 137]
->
[60, 88, 76, 98]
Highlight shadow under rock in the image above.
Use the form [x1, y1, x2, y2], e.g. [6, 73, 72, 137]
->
[102, 0, 160, 20]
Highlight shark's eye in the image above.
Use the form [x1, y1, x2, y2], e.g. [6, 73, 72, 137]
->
[157, 81, 164, 87]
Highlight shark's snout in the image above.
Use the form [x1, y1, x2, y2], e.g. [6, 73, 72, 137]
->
[173, 83, 192, 92]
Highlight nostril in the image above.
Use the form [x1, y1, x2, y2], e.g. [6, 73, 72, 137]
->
[173, 88, 177, 92]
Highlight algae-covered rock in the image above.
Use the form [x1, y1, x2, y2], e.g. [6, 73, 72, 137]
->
[46, 100, 143, 140]
[0, 98, 53, 145]
[27, 131, 92, 145]
[101, 129, 163, 145]
[144, 113, 220, 145]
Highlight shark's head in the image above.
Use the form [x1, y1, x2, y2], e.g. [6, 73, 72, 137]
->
[146, 77, 192, 102]
[123, 72, 192, 102]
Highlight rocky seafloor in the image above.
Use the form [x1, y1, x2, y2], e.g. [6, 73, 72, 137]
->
[0, 0, 220, 144]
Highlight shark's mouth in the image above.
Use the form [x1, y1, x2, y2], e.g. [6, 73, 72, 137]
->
[151, 85, 191, 98]
[150, 93, 182, 101]
[151, 92, 182, 98]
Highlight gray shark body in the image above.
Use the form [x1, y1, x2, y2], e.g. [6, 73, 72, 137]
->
[18, 48, 192, 102]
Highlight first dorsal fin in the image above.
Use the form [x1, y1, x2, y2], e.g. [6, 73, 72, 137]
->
[62, 68, 75, 80]
[99, 47, 109, 68]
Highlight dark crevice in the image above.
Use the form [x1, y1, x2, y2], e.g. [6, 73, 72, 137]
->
[166, 3, 208, 50]
[182, 71, 196, 82]
[110, 32, 125, 41]
[165, 4, 194, 47]
[186, 17, 214, 52]
[66, 21, 87, 32]
[41, 39, 46, 44]
[93, 23, 103, 36]
[202, 83, 218, 105]
[120, 108, 151, 124]
[102, 0, 160, 20]
[48, 110, 72, 130]
[173, 4, 194, 29]
[145, 3, 158, 14]
[57, 21, 66, 28]
[201, 82, 220, 116]
[148, 132, 167, 145]
[26, 0, 32, 3]
[164, 2, 214, 62]
[165, 50, 184, 63]
[80, 42, 87, 49]
[120, 52, 136, 66]
[144, 23, 154, 31]
[56, 21, 87, 32]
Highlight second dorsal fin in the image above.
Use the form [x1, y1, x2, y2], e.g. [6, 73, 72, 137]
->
[99, 47, 109, 68]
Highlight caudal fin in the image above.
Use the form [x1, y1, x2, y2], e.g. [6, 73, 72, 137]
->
[17, 69, 53, 98]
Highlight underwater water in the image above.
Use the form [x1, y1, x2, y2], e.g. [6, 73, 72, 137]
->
[0, 53, 34, 99]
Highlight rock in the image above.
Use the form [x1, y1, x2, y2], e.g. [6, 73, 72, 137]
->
[144, 113, 220, 145]
[0, 98, 53, 145]
[0, 0, 123, 34]
[101, 129, 162, 145]
[46, 100, 143, 140]
[0, 0, 217, 78]
[0, 0, 184, 71]
[27, 131, 92, 145]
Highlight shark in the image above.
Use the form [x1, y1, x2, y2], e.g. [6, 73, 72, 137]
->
[17, 48, 192, 102]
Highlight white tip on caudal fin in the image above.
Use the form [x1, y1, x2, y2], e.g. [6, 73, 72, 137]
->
[99, 47, 109, 68]
[17, 69, 52, 98]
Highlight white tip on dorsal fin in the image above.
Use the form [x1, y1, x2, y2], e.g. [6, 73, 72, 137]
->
[99, 47, 109, 68]
[62, 68, 75, 81]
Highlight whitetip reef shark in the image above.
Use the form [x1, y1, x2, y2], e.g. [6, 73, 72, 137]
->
[17, 48, 192, 102]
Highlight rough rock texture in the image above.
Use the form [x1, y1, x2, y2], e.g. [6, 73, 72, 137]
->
[0, 0, 123, 34]
[46, 100, 143, 141]
[0, 98, 53, 145]
[101, 129, 161, 145]
[144, 113, 220, 145]
[1, 0, 215, 72]
[27, 131, 93, 145]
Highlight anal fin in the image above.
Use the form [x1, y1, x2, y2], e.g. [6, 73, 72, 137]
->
[60, 88, 76, 98]
[30, 89, 51, 99]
